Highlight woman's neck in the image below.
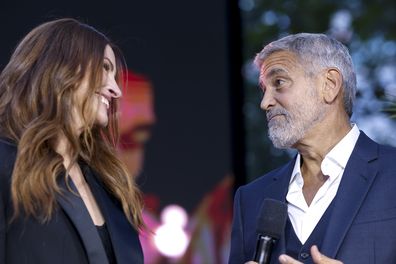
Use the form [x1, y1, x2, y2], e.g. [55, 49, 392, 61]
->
[54, 135, 73, 169]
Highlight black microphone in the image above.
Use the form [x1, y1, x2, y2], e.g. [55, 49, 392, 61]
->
[253, 199, 288, 264]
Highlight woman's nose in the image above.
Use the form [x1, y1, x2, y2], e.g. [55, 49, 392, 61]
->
[104, 76, 122, 98]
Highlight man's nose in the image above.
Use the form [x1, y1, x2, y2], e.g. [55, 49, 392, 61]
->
[260, 89, 276, 111]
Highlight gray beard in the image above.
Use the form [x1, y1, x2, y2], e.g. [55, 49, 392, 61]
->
[267, 99, 326, 149]
[268, 117, 304, 149]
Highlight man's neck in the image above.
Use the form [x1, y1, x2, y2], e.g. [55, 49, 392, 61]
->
[296, 115, 352, 164]
[295, 117, 352, 205]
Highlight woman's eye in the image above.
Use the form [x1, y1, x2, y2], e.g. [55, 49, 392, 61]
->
[103, 63, 111, 72]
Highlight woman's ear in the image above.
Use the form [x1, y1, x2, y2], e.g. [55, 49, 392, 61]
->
[322, 68, 343, 104]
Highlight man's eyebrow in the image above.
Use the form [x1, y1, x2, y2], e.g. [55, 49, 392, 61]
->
[259, 68, 288, 88]
[266, 68, 288, 78]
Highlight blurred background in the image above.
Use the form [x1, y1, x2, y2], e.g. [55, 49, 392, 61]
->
[0, 0, 395, 263]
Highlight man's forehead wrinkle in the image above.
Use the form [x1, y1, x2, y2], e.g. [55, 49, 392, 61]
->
[259, 65, 291, 84]
[261, 54, 298, 75]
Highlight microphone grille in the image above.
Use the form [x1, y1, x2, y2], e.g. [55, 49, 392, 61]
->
[257, 199, 288, 239]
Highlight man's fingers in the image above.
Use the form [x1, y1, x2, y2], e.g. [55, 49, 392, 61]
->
[278, 246, 343, 264]
[311, 245, 325, 261]
[279, 254, 303, 264]
[310, 245, 343, 264]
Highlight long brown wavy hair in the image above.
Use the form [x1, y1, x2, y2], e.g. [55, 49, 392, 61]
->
[0, 18, 144, 229]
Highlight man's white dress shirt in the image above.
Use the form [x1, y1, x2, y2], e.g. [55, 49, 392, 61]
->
[286, 125, 360, 244]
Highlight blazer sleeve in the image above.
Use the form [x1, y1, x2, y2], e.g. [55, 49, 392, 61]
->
[0, 154, 10, 264]
[0, 186, 5, 264]
[229, 187, 246, 264]
[0, 139, 18, 264]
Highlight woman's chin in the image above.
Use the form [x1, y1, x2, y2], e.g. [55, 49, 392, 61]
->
[95, 115, 109, 127]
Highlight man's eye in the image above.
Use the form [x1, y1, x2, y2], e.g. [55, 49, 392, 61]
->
[274, 79, 285, 86]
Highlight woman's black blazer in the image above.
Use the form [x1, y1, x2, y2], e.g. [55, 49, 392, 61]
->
[0, 138, 143, 264]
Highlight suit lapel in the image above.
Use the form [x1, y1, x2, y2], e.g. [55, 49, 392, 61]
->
[57, 176, 109, 264]
[83, 165, 143, 264]
[321, 132, 379, 258]
[266, 158, 296, 263]
[266, 158, 295, 201]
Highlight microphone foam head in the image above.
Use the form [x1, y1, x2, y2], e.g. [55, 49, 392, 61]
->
[257, 199, 288, 239]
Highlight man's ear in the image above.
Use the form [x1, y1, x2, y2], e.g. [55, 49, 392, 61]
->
[322, 68, 343, 104]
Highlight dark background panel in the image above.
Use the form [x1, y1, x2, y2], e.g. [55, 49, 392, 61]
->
[0, 0, 239, 213]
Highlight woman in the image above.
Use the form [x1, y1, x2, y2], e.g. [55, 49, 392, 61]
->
[0, 18, 144, 263]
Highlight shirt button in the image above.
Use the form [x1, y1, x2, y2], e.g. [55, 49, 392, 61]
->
[300, 252, 310, 260]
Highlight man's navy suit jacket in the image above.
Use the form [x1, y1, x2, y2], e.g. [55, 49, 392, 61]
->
[229, 132, 396, 264]
[0, 138, 143, 264]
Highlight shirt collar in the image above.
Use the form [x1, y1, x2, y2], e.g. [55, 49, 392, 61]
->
[321, 124, 360, 177]
[290, 154, 303, 187]
[290, 124, 360, 184]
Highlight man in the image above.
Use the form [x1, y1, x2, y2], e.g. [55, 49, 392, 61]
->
[229, 33, 396, 264]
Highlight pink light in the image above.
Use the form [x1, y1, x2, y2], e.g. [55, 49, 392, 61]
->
[154, 204, 190, 258]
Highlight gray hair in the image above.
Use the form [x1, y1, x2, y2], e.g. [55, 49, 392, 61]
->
[254, 33, 356, 117]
